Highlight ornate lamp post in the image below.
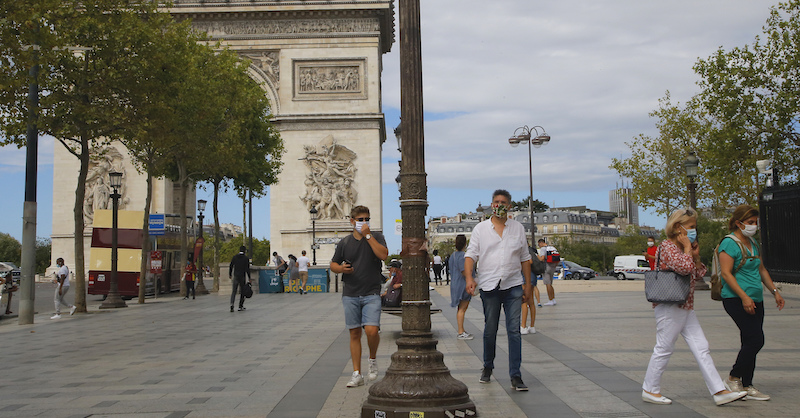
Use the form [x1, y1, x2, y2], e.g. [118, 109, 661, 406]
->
[195, 199, 209, 294]
[684, 151, 699, 210]
[100, 172, 127, 309]
[362, 0, 475, 415]
[309, 206, 318, 266]
[508, 125, 550, 246]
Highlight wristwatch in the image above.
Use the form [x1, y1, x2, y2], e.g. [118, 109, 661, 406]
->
[771, 288, 778, 294]
[365, 234, 372, 240]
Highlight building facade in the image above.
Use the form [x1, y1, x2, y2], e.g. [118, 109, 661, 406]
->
[609, 187, 639, 226]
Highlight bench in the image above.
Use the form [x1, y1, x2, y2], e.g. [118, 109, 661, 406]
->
[381, 306, 442, 317]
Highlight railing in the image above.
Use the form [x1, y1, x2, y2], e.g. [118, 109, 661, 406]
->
[760, 184, 800, 284]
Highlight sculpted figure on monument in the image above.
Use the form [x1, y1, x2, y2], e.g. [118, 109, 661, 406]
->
[300, 135, 357, 220]
[83, 147, 128, 224]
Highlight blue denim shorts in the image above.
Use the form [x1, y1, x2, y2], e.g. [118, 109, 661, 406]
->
[342, 294, 382, 329]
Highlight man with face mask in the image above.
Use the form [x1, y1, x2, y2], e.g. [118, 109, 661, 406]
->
[645, 237, 658, 270]
[465, 189, 532, 391]
[330, 205, 389, 388]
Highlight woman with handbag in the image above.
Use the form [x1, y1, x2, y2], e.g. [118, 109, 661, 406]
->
[642, 208, 746, 406]
[287, 254, 300, 293]
[381, 260, 403, 307]
[719, 205, 785, 401]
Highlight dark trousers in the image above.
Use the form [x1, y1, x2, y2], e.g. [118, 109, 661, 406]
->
[186, 281, 195, 298]
[433, 265, 443, 284]
[231, 277, 246, 308]
[723, 297, 765, 387]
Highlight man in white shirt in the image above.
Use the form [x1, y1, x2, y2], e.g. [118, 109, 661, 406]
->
[297, 250, 310, 294]
[465, 189, 531, 391]
[537, 239, 560, 305]
[52, 257, 77, 319]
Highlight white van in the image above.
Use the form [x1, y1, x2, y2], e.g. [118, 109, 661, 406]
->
[613, 255, 650, 280]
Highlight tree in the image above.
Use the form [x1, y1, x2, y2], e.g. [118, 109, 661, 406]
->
[0, 233, 21, 264]
[694, 0, 800, 194]
[35, 237, 50, 274]
[510, 196, 549, 213]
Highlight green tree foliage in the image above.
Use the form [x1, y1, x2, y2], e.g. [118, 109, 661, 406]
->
[697, 216, 728, 268]
[35, 237, 51, 274]
[510, 196, 549, 213]
[204, 236, 270, 268]
[0, 233, 21, 264]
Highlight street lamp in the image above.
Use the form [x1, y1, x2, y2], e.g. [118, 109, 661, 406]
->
[100, 172, 127, 309]
[195, 199, 208, 294]
[362, 0, 474, 414]
[508, 125, 551, 246]
[309, 206, 318, 266]
[684, 151, 699, 210]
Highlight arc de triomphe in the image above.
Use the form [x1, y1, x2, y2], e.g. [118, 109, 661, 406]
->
[50, 0, 394, 271]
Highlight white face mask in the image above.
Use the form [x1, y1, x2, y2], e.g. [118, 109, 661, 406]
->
[355, 221, 369, 233]
[740, 223, 758, 237]
[647, 241, 655, 247]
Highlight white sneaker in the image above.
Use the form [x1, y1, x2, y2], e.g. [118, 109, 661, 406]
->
[543, 300, 556, 306]
[529, 327, 536, 334]
[50, 314, 61, 319]
[346, 371, 364, 387]
[69, 306, 77, 316]
[520, 326, 529, 335]
[367, 358, 379, 381]
[457, 332, 474, 340]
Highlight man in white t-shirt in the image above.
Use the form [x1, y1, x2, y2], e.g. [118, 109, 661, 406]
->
[52, 257, 76, 319]
[297, 250, 310, 294]
[537, 239, 559, 306]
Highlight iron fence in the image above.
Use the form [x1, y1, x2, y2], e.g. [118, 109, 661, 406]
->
[760, 184, 800, 285]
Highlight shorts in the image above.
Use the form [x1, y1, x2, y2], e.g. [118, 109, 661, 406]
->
[299, 271, 308, 281]
[342, 294, 381, 329]
[525, 275, 538, 287]
[542, 263, 558, 285]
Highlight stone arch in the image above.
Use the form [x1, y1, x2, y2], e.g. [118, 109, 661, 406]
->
[246, 62, 280, 115]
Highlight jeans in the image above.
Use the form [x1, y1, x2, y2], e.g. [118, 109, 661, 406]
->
[723, 298, 765, 387]
[342, 295, 382, 329]
[480, 284, 523, 378]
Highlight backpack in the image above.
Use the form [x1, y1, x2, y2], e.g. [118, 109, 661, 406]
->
[545, 246, 561, 263]
[710, 234, 759, 301]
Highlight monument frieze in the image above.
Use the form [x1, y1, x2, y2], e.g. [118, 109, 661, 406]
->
[191, 18, 380, 38]
[293, 59, 366, 100]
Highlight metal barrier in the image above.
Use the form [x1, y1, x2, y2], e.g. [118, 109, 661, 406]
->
[760, 184, 800, 284]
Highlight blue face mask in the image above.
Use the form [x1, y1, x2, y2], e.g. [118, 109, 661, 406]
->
[682, 225, 697, 243]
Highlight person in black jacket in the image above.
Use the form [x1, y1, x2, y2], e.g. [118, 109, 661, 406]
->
[229, 246, 252, 312]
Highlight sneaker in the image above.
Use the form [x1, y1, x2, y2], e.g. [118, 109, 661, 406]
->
[346, 371, 364, 388]
[745, 386, 770, 401]
[543, 300, 556, 306]
[724, 376, 744, 393]
[642, 390, 672, 405]
[238, 306, 245, 311]
[714, 390, 747, 405]
[529, 327, 536, 334]
[367, 358, 379, 381]
[457, 332, 474, 340]
[479, 368, 492, 384]
[230, 306, 234, 312]
[520, 326, 529, 335]
[50, 314, 61, 320]
[69, 306, 77, 316]
[537, 302, 542, 307]
[511, 376, 528, 391]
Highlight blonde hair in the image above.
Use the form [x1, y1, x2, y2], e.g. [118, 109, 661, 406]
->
[665, 208, 697, 239]
[728, 204, 759, 232]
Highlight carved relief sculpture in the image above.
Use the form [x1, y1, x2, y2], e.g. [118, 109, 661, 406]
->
[300, 135, 357, 220]
[240, 50, 280, 83]
[83, 147, 128, 224]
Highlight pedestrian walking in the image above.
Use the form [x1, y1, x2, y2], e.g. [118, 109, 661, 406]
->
[51, 258, 76, 319]
[273, 251, 287, 292]
[536, 239, 560, 305]
[521, 248, 537, 335]
[287, 254, 299, 293]
[464, 189, 531, 391]
[330, 205, 388, 388]
[443, 253, 451, 285]
[431, 249, 443, 285]
[642, 208, 746, 406]
[229, 246, 252, 312]
[297, 250, 310, 294]
[184, 259, 196, 300]
[719, 204, 785, 401]
[449, 234, 473, 340]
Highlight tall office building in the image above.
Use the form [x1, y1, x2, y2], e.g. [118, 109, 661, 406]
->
[609, 187, 639, 226]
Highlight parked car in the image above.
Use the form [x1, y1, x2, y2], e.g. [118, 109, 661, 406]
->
[613, 255, 650, 280]
[558, 260, 597, 280]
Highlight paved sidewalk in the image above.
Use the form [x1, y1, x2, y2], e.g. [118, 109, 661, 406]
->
[0, 281, 797, 417]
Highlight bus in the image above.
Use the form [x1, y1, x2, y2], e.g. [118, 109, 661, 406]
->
[88, 210, 185, 297]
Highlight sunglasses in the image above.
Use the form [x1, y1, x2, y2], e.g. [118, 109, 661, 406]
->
[354, 217, 370, 222]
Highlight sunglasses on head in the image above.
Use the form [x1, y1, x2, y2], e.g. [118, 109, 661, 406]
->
[354, 217, 370, 222]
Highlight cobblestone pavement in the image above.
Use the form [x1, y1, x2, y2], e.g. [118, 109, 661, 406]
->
[0, 280, 797, 417]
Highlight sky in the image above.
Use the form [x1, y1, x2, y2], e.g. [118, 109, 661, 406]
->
[0, 0, 778, 256]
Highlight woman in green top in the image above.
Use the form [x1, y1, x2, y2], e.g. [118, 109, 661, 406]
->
[719, 204, 785, 401]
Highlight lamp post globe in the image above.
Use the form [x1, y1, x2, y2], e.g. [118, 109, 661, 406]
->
[684, 151, 699, 209]
[508, 125, 550, 247]
[309, 206, 318, 266]
[195, 199, 209, 294]
[100, 172, 127, 309]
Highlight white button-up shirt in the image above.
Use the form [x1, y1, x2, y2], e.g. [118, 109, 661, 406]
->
[465, 217, 531, 291]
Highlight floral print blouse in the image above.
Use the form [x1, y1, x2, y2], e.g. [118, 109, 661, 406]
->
[654, 239, 707, 311]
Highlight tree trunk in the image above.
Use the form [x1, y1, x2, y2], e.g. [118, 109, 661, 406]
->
[138, 170, 153, 304]
[72, 136, 91, 313]
[178, 165, 188, 298]
[213, 181, 221, 292]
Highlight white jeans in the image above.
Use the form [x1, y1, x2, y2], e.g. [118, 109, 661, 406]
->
[643, 304, 725, 395]
[54, 286, 72, 314]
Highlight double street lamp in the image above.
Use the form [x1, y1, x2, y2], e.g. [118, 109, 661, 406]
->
[100, 172, 127, 309]
[195, 199, 208, 294]
[508, 125, 551, 245]
[309, 206, 318, 266]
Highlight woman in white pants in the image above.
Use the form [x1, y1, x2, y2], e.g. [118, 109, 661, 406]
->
[642, 208, 746, 406]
